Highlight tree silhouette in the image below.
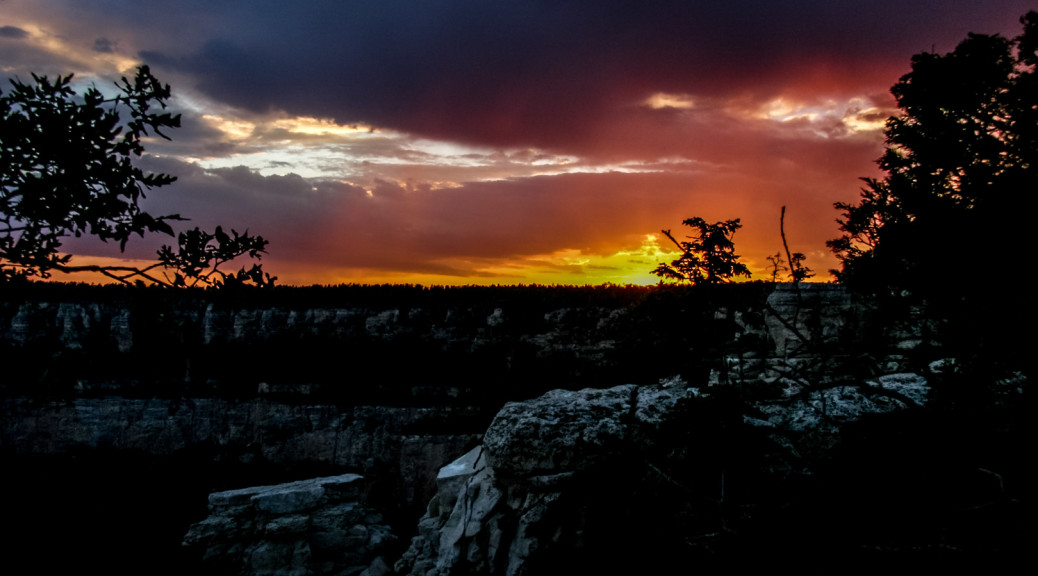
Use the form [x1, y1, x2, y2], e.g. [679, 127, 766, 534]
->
[1, 66, 273, 287]
[766, 252, 787, 283]
[828, 12, 1038, 376]
[779, 205, 813, 284]
[654, 217, 751, 285]
[828, 13, 1037, 296]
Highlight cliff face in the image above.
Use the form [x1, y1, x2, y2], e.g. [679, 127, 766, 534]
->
[0, 396, 478, 575]
[395, 376, 937, 575]
[383, 285, 1030, 574]
[183, 474, 397, 576]
[3, 283, 1027, 573]
[0, 283, 789, 403]
[2, 284, 859, 478]
[0, 397, 478, 507]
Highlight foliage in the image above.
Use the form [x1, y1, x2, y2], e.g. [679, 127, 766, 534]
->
[0, 66, 272, 287]
[654, 217, 751, 285]
[787, 252, 813, 283]
[157, 226, 272, 288]
[765, 251, 813, 284]
[828, 14, 1037, 295]
[765, 252, 787, 283]
[828, 13, 1038, 377]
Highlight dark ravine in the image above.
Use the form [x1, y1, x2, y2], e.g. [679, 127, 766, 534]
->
[0, 399, 479, 575]
[1, 283, 1031, 573]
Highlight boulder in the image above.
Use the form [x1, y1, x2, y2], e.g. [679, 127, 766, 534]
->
[183, 474, 396, 576]
[483, 385, 637, 477]
[396, 381, 690, 576]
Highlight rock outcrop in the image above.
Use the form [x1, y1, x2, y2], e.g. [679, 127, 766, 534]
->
[183, 474, 396, 576]
[162, 284, 950, 574]
[395, 383, 679, 576]
[395, 364, 932, 575]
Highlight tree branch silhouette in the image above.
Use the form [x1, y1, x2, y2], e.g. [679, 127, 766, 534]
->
[1, 66, 273, 287]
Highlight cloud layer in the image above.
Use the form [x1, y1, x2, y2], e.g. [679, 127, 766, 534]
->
[3, 0, 1034, 284]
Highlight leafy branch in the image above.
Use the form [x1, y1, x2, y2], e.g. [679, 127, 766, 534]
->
[1, 66, 272, 287]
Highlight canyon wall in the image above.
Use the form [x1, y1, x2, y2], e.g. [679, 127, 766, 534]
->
[6, 283, 1024, 573]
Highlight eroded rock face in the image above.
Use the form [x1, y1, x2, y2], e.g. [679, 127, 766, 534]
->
[396, 381, 691, 576]
[14, 285, 996, 574]
[183, 474, 396, 576]
[397, 367, 933, 575]
[764, 284, 859, 355]
[748, 373, 930, 433]
[483, 385, 638, 478]
[0, 398, 479, 510]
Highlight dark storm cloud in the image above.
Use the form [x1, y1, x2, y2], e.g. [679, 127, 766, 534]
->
[0, 25, 28, 39]
[140, 0, 1035, 150]
[10, 0, 1038, 283]
[0, 40, 81, 80]
[92, 37, 116, 53]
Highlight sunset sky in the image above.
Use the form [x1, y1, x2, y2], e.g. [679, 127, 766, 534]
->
[2, 1, 1034, 286]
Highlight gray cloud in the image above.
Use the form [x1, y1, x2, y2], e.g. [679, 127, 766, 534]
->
[9, 1, 1034, 152]
[9, 0, 1037, 283]
[128, 0, 1034, 150]
[0, 25, 28, 39]
[92, 37, 116, 53]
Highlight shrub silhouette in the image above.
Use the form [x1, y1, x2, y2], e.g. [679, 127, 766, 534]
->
[0, 66, 272, 287]
[654, 217, 751, 285]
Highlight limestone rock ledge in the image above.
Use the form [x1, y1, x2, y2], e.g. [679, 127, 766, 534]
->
[395, 372, 932, 576]
[394, 381, 690, 576]
[183, 473, 396, 576]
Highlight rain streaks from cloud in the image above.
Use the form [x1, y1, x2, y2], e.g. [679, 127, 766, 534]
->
[2, 0, 1033, 285]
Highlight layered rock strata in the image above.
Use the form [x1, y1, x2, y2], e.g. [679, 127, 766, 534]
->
[0, 398, 479, 510]
[183, 474, 395, 576]
[395, 369, 932, 575]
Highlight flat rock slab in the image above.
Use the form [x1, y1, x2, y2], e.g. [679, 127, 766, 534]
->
[208, 474, 363, 514]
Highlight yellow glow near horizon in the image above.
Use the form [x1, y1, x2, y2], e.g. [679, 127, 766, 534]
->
[39, 254, 176, 285]
[462, 235, 680, 286]
[269, 234, 681, 287]
[47, 235, 835, 288]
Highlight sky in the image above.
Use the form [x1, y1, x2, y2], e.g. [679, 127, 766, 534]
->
[2, 1, 1035, 286]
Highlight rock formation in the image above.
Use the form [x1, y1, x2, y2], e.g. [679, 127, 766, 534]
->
[183, 474, 396, 576]
[388, 282, 999, 573]
[2, 284, 1028, 572]
[395, 368, 932, 575]
[0, 397, 479, 512]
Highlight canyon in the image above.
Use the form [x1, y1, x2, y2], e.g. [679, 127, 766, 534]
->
[0, 283, 1029, 573]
